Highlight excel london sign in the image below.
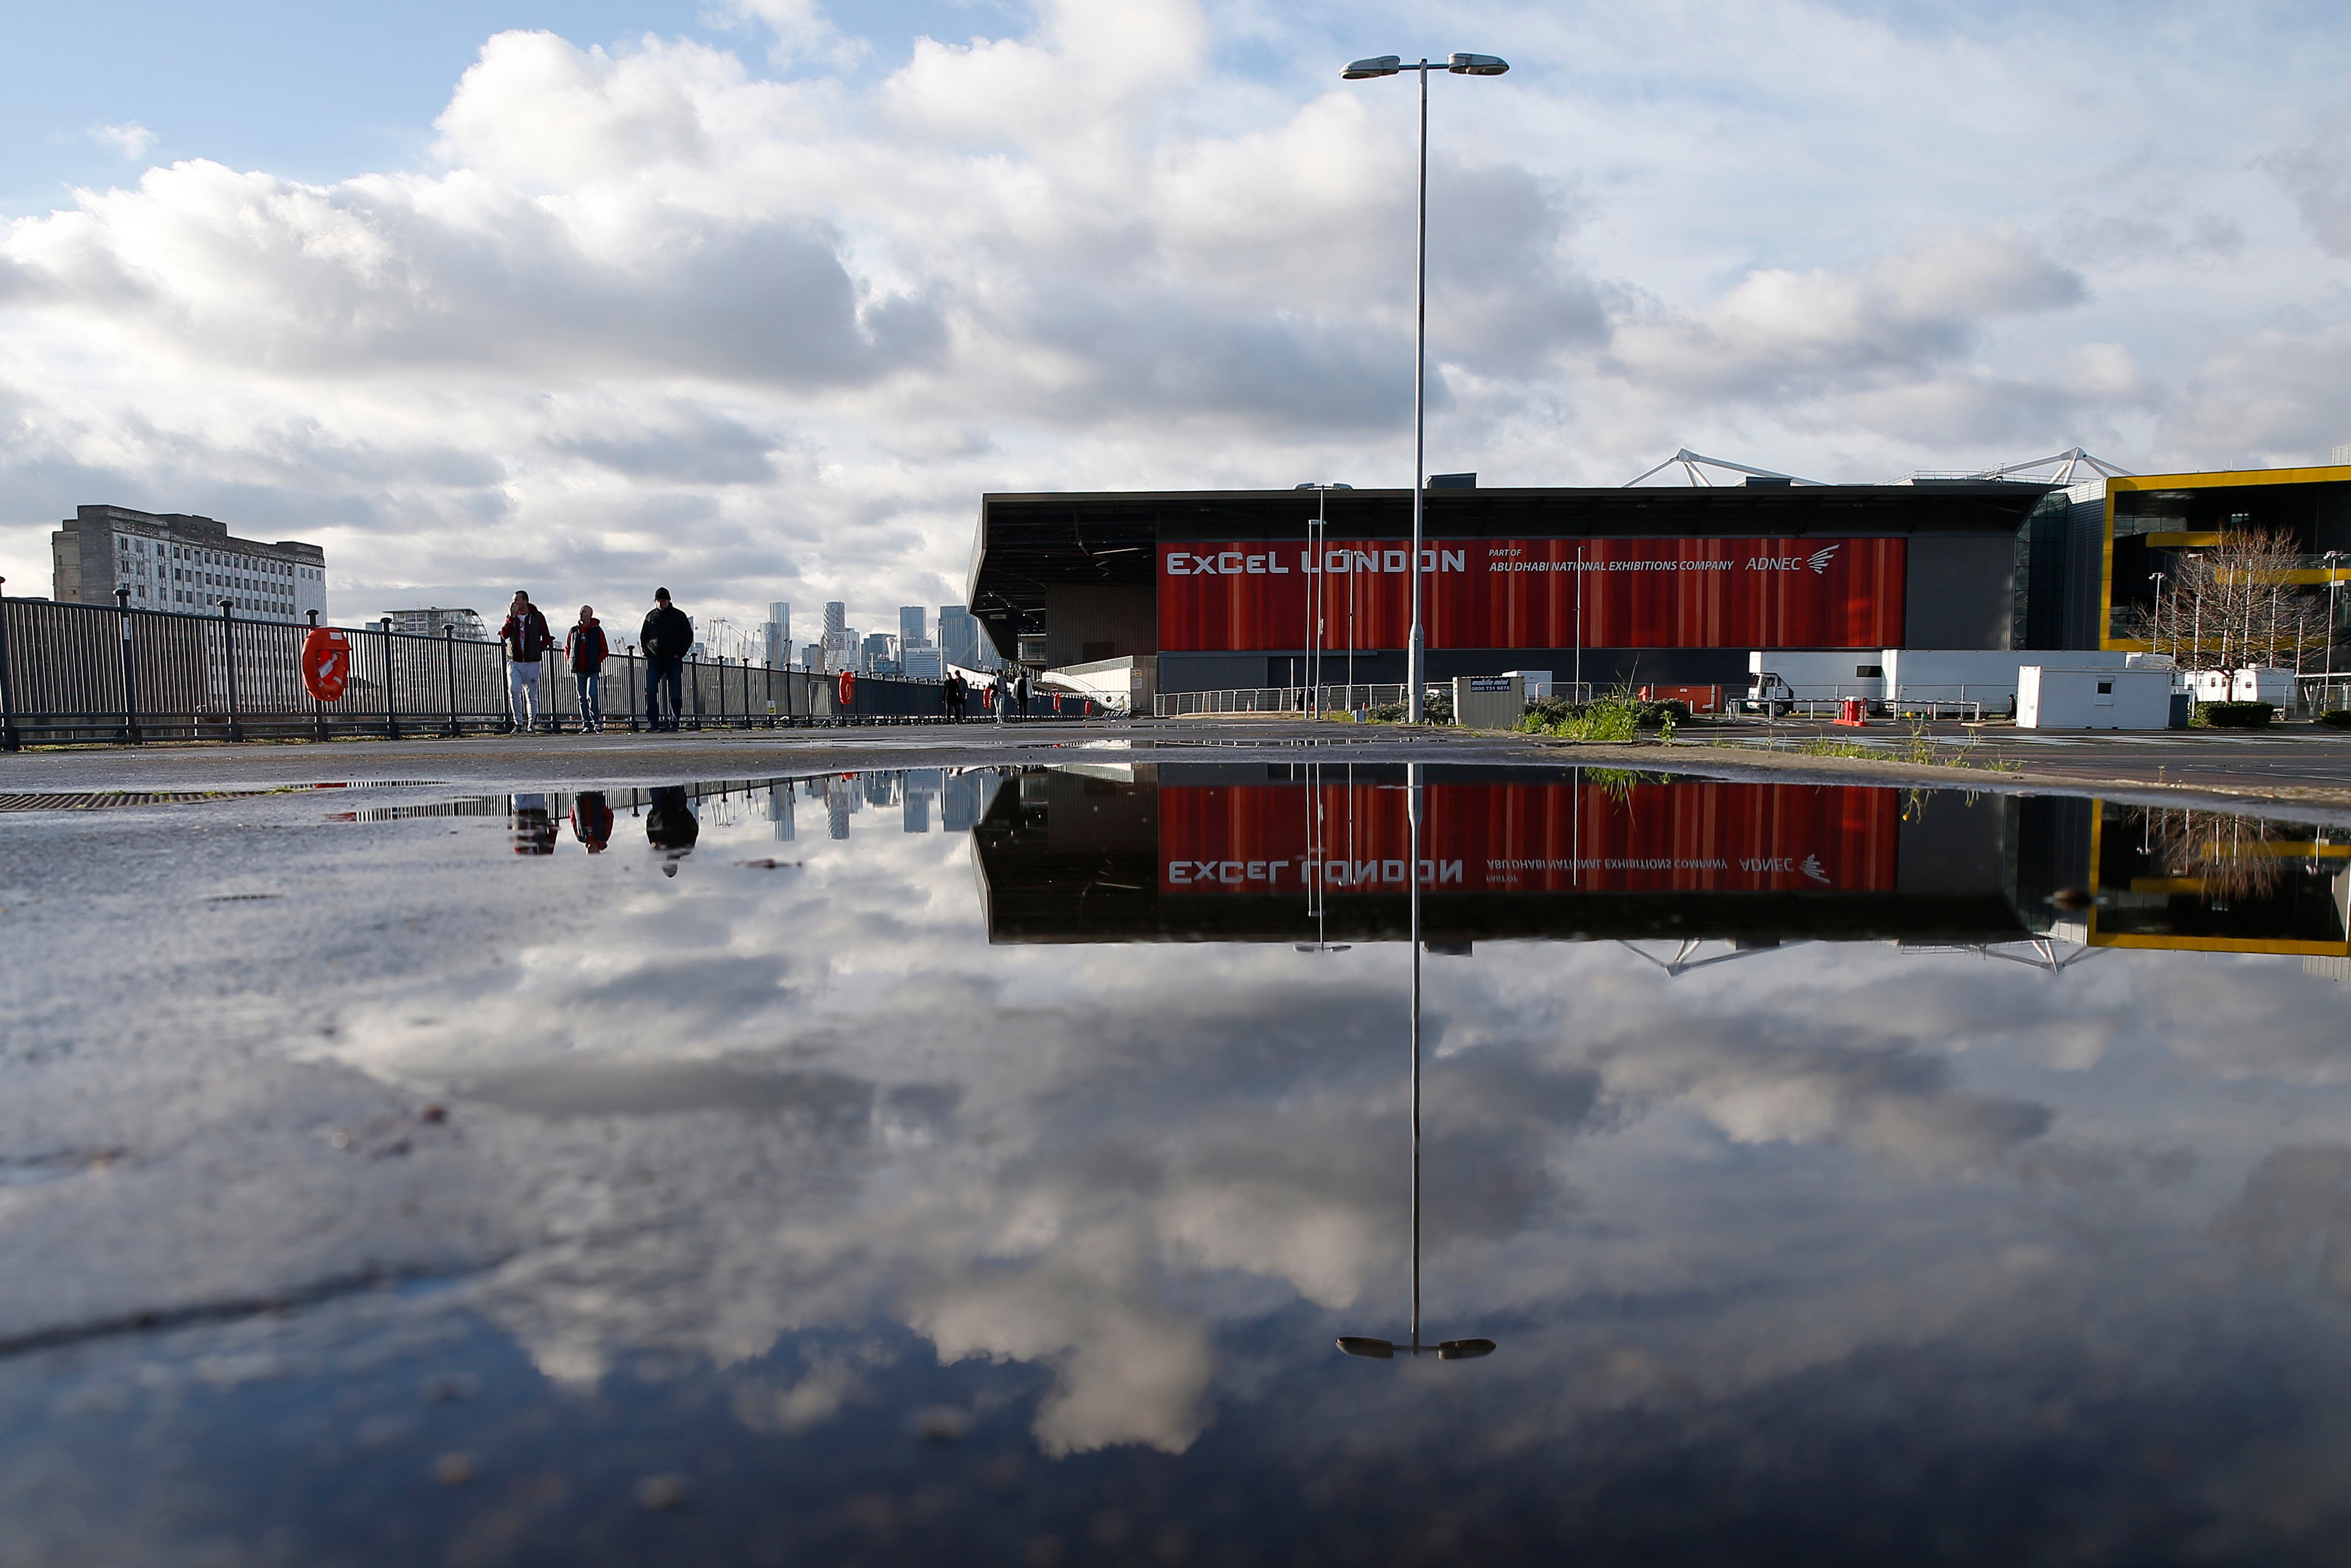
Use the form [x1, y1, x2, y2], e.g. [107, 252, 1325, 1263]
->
[1157, 537, 1905, 651]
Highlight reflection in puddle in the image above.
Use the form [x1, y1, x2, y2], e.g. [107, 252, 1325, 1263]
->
[17, 765, 2351, 1564]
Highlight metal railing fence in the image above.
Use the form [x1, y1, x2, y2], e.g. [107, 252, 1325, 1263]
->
[1156, 684, 1411, 717]
[0, 596, 1096, 748]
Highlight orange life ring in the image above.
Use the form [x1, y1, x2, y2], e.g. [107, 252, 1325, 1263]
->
[836, 669, 857, 709]
[301, 626, 352, 701]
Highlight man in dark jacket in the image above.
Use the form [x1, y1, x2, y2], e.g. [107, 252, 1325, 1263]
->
[498, 590, 555, 733]
[639, 588, 693, 732]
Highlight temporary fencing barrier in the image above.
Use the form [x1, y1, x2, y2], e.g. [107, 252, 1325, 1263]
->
[0, 595, 1097, 747]
[1156, 685, 1410, 717]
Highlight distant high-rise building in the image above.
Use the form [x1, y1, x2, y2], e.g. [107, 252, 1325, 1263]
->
[903, 769, 941, 834]
[899, 606, 928, 651]
[823, 601, 845, 639]
[800, 642, 824, 671]
[942, 771, 989, 833]
[939, 604, 979, 668]
[861, 631, 896, 674]
[902, 646, 942, 681]
[766, 781, 795, 842]
[765, 602, 790, 666]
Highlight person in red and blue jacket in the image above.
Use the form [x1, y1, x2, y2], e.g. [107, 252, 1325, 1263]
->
[564, 606, 610, 733]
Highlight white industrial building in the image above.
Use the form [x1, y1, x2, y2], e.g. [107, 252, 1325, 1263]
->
[52, 504, 325, 623]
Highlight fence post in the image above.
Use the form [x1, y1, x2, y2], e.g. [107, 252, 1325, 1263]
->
[379, 616, 400, 740]
[220, 600, 245, 743]
[626, 646, 639, 732]
[114, 588, 142, 744]
[307, 608, 328, 742]
[442, 623, 460, 738]
[717, 657, 728, 727]
[690, 659, 704, 731]
[0, 577, 17, 751]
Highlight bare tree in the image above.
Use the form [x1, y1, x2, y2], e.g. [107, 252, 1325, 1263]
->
[2123, 526, 2322, 673]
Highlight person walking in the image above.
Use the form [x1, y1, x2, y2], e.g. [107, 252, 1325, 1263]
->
[498, 590, 555, 733]
[940, 672, 957, 723]
[952, 671, 968, 722]
[1012, 666, 1031, 722]
[565, 605, 610, 732]
[987, 678, 1004, 725]
[639, 587, 693, 732]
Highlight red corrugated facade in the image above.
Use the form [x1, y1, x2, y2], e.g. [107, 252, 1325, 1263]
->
[1158, 780, 1900, 895]
[1157, 536, 1906, 651]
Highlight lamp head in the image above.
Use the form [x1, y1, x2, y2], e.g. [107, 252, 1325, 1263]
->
[1336, 1336, 1396, 1358]
[1447, 53, 1509, 75]
[1437, 1338, 1498, 1359]
[1342, 56, 1402, 79]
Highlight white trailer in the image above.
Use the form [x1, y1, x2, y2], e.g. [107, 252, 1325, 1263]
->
[2187, 667, 2296, 708]
[1881, 648, 2129, 718]
[1743, 651, 1886, 714]
[2018, 666, 2172, 730]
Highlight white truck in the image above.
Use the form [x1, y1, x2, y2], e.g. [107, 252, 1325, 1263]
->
[1743, 652, 1886, 715]
[1745, 648, 2136, 719]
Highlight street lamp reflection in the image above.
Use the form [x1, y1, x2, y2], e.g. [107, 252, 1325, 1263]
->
[1335, 762, 1496, 1364]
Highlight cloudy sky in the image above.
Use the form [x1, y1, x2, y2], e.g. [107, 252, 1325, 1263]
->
[4, 0, 2350, 638]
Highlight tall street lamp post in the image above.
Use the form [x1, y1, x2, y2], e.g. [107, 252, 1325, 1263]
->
[1342, 51, 1509, 723]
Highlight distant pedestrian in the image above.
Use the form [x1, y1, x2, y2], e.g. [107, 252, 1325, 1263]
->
[498, 590, 555, 733]
[952, 671, 969, 722]
[940, 673, 957, 723]
[1012, 667, 1030, 721]
[640, 588, 694, 732]
[988, 679, 1004, 724]
[565, 605, 609, 732]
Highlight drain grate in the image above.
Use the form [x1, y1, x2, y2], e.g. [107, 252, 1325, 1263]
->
[0, 780, 444, 812]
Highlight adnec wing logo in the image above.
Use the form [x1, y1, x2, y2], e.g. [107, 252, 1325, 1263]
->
[1801, 854, 1831, 885]
[1805, 545, 1841, 575]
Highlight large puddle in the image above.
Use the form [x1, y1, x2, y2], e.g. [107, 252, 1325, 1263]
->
[8, 764, 2351, 1564]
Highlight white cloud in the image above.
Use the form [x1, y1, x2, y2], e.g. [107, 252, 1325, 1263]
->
[88, 121, 155, 159]
[4, 0, 2351, 624]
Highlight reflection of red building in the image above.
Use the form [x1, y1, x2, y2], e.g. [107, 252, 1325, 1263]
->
[1158, 780, 1898, 896]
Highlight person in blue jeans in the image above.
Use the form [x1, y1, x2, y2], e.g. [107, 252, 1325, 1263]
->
[564, 606, 609, 732]
[639, 587, 692, 732]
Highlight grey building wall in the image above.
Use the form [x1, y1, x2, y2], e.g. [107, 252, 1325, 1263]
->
[1041, 583, 1155, 667]
[1904, 533, 2017, 650]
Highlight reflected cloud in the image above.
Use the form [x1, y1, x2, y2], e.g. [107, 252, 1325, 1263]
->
[279, 768, 2351, 1474]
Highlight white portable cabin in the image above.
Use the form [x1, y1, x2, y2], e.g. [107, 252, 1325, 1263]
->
[1880, 648, 2128, 712]
[2187, 667, 2296, 707]
[1745, 651, 1886, 704]
[1503, 670, 1553, 699]
[2017, 666, 2173, 730]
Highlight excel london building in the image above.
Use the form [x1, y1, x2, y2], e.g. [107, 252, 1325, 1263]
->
[961, 451, 2351, 698]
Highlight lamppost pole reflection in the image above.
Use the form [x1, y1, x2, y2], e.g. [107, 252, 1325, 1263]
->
[1338, 762, 1496, 1363]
